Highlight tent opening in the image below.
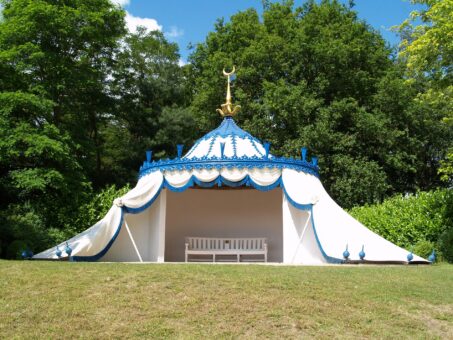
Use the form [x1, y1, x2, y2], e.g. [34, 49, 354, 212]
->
[165, 188, 284, 262]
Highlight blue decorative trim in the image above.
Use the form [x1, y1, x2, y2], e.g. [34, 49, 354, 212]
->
[283, 191, 344, 264]
[122, 181, 165, 214]
[164, 174, 283, 192]
[249, 137, 264, 157]
[282, 185, 313, 211]
[309, 206, 344, 264]
[72, 208, 125, 262]
[232, 135, 237, 157]
[139, 157, 319, 179]
[72, 181, 165, 261]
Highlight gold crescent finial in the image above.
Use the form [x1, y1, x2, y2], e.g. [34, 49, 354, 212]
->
[223, 66, 236, 77]
[217, 66, 241, 117]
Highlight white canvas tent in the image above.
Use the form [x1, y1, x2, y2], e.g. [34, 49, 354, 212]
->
[33, 70, 429, 265]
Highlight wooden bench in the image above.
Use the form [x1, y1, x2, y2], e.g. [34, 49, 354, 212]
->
[185, 237, 268, 263]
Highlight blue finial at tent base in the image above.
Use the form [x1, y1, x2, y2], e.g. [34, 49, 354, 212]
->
[220, 142, 226, 158]
[301, 147, 307, 162]
[177, 144, 184, 158]
[264, 142, 271, 159]
[65, 242, 72, 257]
[146, 150, 152, 163]
[359, 245, 366, 260]
[343, 244, 350, 260]
[56, 246, 62, 258]
[428, 250, 436, 263]
[21, 249, 33, 260]
[407, 252, 414, 262]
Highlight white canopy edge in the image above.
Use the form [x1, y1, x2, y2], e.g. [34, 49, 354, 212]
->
[33, 168, 428, 263]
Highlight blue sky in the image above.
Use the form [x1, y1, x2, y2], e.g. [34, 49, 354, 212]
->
[115, 0, 422, 64]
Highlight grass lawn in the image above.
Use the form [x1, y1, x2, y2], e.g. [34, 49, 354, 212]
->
[0, 261, 452, 338]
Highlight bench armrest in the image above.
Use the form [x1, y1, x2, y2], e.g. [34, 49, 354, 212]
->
[185, 242, 189, 251]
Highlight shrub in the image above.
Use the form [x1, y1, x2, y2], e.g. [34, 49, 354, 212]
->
[6, 240, 29, 259]
[349, 189, 453, 258]
[73, 184, 130, 234]
[438, 228, 453, 262]
[413, 240, 436, 259]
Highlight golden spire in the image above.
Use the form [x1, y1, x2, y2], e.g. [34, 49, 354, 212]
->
[217, 66, 241, 117]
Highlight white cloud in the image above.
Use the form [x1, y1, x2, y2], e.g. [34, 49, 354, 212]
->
[125, 12, 162, 33]
[110, 0, 130, 7]
[166, 26, 184, 39]
[178, 59, 187, 67]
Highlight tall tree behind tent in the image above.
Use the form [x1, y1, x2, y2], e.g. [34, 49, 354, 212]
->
[396, 0, 453, 184]
[0, 0, 125, 257]
[105, 27, 197, 187]
[188, 0, 451, 208]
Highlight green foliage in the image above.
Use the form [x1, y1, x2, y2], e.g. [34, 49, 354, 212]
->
[349, 189, 453, 260]
[188, 0, 451, 208]
[6, 240, 28, 259]
[74, 184, 130, 234]
[413, 240, 436, 259]
[438, 228, 453, 263]
[396, 0, 453, 185]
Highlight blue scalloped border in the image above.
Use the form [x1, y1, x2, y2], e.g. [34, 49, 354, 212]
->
[139, 157, 319, 180]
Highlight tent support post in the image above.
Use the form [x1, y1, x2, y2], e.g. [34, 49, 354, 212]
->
[124, 220, 143, 263]
[291, 210, 311, 263]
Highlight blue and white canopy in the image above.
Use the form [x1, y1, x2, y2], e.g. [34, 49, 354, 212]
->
[33, 69, 429, 265]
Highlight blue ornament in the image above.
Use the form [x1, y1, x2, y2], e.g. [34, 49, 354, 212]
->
[301, 147, 307, 162]
[359, 245, 366, 260]
[428, 250, 436, 263]
[407, 252, 414, 262]
[311, 157, 318, 166]
[65, 242, 72, 257]
[343, 244, 350, 260]
[145, 150, 152, 163]
[21, 250, 28, 259]
[56, 246, 62, 258]
[177, 144, 184, 158]
[220, 142, 226, 158]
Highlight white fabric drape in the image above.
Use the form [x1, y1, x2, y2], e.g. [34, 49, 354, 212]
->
[34, 171, 164, 260]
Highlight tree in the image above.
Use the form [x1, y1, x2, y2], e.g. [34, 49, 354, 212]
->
[105, 27, 196, 186]
[0, 0, 126, 256]
[397, 0, 453, 184]
[188, 0, 450, 207]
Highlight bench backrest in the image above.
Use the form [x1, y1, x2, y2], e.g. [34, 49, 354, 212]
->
[186, 237, 267, 250]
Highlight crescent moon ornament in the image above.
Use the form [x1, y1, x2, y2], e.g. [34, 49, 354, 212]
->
[223, 66, 236, 76]
[217, 66, 240, 117]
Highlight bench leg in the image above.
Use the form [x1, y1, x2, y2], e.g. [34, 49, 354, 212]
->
[237, 254, 240, 262]
[185, 252, 188, 263]
[213, 254, 216, 262]
[264, 253, 267, 263]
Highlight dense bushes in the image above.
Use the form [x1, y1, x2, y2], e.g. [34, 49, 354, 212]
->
[349, 189, 453, 261]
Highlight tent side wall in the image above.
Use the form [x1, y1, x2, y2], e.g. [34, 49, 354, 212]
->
[164, 188, 283, 262]
[100, 190, 166, 262]
[282, 195, 326, 264]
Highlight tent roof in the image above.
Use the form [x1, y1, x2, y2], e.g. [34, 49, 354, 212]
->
[138, 117, 320, 179]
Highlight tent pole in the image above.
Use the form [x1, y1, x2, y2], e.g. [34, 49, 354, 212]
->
[124, 220, 143, 263]
[291, 210, 311, 263]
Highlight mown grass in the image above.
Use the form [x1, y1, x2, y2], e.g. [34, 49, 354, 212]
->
[0, 261, 452, 339]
